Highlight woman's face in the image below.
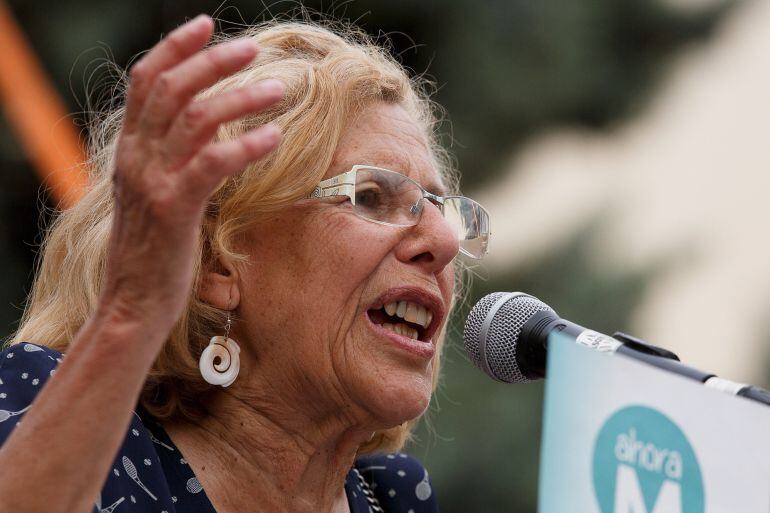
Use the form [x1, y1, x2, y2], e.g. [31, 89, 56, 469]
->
[234, 102, 458, 430]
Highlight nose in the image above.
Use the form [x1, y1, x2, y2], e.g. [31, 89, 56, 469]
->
[394, 199, 460, 274]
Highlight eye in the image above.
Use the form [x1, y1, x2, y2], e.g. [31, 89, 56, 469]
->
[355, 179, 386, 209]
[355, 188, 382, 208]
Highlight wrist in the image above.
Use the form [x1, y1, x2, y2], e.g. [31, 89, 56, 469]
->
[69, 293, 172, 366]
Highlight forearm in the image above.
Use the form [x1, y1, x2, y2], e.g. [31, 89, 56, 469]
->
[0, 303, 164, 513]
[0, 13, 283, 513]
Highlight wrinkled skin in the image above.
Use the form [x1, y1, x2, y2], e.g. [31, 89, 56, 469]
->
[181, 102, 459, 513]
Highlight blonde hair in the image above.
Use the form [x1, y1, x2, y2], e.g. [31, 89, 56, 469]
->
[12, 19, 459, 454]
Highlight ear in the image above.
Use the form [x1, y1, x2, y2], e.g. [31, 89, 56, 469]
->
[199, 253, 241, 311]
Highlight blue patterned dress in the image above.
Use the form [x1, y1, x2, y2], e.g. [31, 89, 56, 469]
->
[0, 343, 439, 513]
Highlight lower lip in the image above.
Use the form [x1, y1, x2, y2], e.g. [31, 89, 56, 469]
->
[366, 315, 435, 359]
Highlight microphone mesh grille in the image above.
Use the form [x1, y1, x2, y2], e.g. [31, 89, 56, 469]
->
[463, 292, 555, 383]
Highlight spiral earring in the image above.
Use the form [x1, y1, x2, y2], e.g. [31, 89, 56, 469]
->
[199, 311, 241, 387]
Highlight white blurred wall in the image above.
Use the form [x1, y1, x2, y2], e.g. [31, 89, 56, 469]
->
[478, 0, 770, 384]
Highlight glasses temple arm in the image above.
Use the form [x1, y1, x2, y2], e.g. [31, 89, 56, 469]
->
[309, 169, 357, 204]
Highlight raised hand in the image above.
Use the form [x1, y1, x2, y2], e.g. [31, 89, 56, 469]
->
[0, 18, 284, 512]
[0, 16, 290, 513]
[101, 15, 283, 341]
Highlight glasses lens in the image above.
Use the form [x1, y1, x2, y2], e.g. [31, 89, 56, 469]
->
[349, 167, 490, 259]
[353, 168, 422, 225]
[443, 196, 490, 258]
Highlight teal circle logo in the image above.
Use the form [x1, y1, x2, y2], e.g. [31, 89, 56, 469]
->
[593, 405, 704, 513]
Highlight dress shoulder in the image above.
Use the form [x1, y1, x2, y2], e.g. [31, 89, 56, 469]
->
[0, 342, 62, 440]
[355, 452, 439, 512]
[0, 343, 182, 513]
[1, 344, 438, 512]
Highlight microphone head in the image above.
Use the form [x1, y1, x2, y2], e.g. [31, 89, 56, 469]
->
[463, 292, 556, 383]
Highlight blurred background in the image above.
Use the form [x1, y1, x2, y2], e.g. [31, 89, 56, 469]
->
[1, 0, 768, 511]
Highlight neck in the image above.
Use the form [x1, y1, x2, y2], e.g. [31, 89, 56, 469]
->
[163, 389, 375, 513]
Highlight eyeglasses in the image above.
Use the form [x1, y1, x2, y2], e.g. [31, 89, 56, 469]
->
[309, 165, 490, 259]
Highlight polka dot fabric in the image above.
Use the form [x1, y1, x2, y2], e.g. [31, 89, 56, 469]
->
[0, 343, 440, 512]
[355, 453, 439, 513]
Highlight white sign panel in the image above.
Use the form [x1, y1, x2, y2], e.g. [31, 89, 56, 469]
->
[538, 333, 770, 513]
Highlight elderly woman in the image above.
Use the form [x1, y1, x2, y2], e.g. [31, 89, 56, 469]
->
[0, 14, 489, 513]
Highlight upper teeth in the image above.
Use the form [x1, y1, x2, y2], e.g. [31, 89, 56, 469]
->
[383, 301, 433, 329]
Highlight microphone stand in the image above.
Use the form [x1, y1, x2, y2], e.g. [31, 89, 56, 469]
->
[611, 332, 770, 407]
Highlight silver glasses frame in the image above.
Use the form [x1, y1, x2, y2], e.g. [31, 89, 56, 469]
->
[309, 165, 491, 258]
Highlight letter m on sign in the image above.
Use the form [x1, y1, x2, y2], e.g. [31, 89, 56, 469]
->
[614, 464, 682, 513]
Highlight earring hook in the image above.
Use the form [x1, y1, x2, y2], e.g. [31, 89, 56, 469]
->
[224, 311, 232, 340]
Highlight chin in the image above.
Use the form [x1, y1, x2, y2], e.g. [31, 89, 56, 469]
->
[360, 366, 434, 427]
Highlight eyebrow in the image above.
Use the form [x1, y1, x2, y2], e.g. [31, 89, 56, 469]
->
[424, 181, 448, 197]
[345, 154, 449, 197]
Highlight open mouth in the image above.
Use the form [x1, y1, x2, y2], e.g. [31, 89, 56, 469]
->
[367, 300, 435, 342]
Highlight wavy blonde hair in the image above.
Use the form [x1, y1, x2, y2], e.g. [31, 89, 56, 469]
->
[12, 19, 458, 454]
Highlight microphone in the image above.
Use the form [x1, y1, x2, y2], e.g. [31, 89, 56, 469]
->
[462, 291, 681, 383]
[462, 292, 555, 384]
[463, 292, 770, 406]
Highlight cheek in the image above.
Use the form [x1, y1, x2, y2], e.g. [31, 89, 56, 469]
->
[306, 212, 396, 281]
[240, 212, 397, 342]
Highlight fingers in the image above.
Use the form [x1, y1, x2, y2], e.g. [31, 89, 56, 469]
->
[123, 15, 214, 133]
[183, 124, 282, 198]
[163, 80, 285, 166]
[118, 16, 283, 205]
[138, 38, 259, 138]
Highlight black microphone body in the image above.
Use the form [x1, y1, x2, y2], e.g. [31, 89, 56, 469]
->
[516, 310, 618, 380]
[517, 309, 715, 384]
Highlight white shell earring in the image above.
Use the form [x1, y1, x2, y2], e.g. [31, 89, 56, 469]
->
[199, 312, 241, 387]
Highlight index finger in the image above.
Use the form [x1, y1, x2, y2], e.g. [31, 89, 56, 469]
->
[123, 15, 214, 133]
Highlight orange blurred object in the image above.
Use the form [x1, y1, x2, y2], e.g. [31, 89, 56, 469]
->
[0, 0, 87, 209]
